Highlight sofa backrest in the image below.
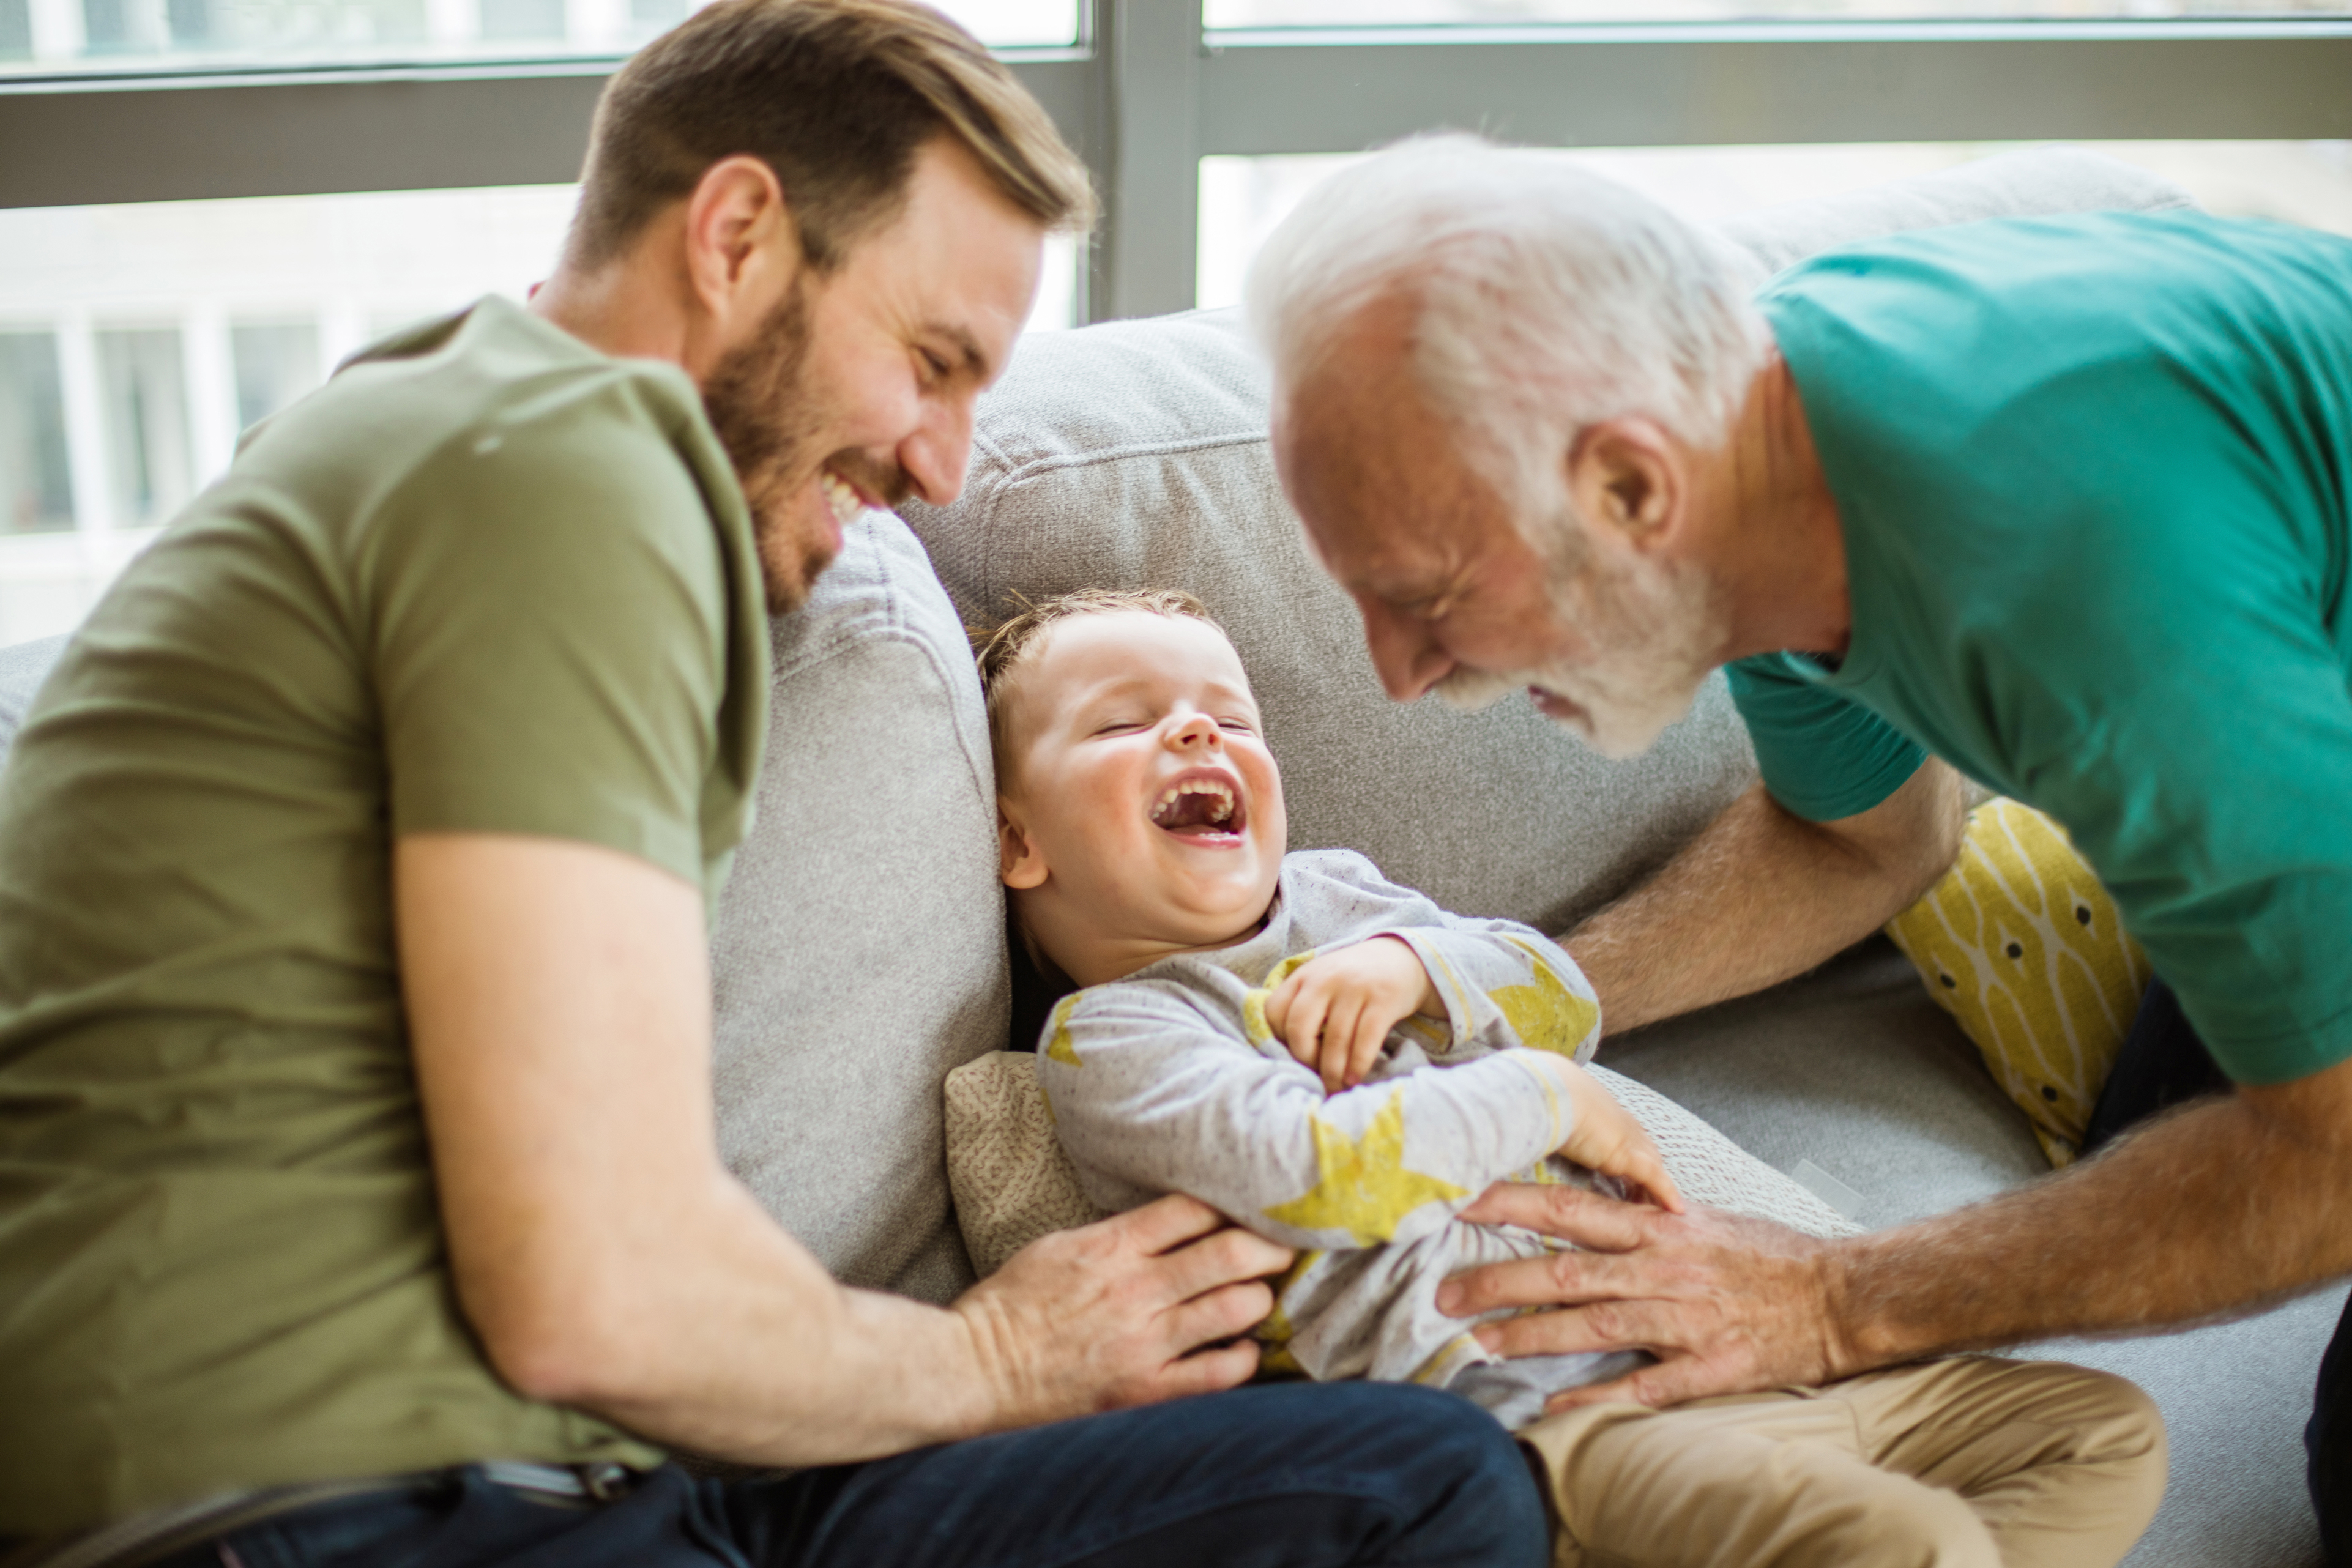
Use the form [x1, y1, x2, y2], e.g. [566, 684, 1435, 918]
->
[902, 147, 2194, 933]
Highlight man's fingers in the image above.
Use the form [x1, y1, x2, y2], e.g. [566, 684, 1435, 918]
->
[1469, 1291, 1692, 1359]
[1111, 1192, 1237, 1256]
[1165, 1278, 1276, 1351]
[1539, 1358, 1694, 1416]
[1456, 1181, 1662, 1252]
[1153, 1339, 1261, 1402]
[1156, 1222, 1293, 1302]
[1435, 1244, 1637, 1320]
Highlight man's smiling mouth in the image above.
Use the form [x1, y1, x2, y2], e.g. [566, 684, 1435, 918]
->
[1150, 774, 1247, 842]
[821, 470, 866, 527]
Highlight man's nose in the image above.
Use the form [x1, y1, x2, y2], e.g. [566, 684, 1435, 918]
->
[1360, 598, 1453, 703]
[896, 391, 978, 508]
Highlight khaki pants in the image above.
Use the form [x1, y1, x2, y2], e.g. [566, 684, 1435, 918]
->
[1517, 1356, 2165, 1568]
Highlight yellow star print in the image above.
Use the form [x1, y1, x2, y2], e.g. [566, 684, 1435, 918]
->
[1044, 994, 1083, 1067]
[1262, 1090, 1467, 1246]
[1490, 940, 1599, 1057]
[1251, 1250, 1323, 1377]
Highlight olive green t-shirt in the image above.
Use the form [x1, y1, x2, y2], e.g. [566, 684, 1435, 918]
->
[0, 296, 769, 1532]
[1725, 212, 2352, 1086]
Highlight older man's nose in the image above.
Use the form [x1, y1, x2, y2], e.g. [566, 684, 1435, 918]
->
[1361, 600, 1452, 703]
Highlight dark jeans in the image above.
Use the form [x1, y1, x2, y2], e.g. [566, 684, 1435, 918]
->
[157, 1382, 1548, 1568]
[2083, 979, 2351, 1565]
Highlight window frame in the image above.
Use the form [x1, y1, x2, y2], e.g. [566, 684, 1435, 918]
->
[0, 6, 2348, 318]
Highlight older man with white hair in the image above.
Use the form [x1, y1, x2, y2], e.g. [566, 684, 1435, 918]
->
[1252, 135, 2352, 1558]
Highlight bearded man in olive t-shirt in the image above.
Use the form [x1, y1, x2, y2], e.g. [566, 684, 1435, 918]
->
[0, 10, 1548, 1567]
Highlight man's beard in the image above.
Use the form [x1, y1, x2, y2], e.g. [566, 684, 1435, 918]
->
[701, 281, 909, 614]
[1437, 529, 1726, 762]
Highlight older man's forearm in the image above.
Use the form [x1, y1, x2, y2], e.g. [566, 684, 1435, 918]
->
[1566, 762, 1967, 1035]
[1829, 1061, 2352, 1370]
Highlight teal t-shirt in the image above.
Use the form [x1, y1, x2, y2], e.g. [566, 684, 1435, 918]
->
[1728, 211, 2352, 1087]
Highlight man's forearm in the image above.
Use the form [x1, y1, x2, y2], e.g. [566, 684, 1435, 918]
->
[1566, 763, 1966, 1034]
[1827, 1083, 2352, 1370]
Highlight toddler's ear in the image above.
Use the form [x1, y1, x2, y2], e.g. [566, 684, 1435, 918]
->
[998, 801, 1048, 890]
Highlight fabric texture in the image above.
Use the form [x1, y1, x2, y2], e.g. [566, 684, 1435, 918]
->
[1888, 799, 2152, 1167]
[1730, 212, 2352, 1085]
[0, 296, 770, 1531]
[707, 510, 1006, 1304]
[1519, 1355, 2165, 1568]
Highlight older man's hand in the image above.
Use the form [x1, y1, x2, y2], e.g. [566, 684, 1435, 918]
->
[1434, 1182, 1858, 1414]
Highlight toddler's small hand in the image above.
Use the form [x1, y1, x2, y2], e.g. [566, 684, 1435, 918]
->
[1552, 1060, 1684, 1214]
[1263, 935, 1443, 1094]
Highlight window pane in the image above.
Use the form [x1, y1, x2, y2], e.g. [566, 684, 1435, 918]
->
[1210, 2, 2352, 22]
[231, 321, 323, 431]
[97, 327, 194, 527]
[1198, 139, 2352, 308]
[0, 332, 72, 535]
[0, 0, 1076, 74]
[0, 184, 1080, 642]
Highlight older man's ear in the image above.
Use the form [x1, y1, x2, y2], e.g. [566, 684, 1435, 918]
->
[1566, 418, 1686, 552]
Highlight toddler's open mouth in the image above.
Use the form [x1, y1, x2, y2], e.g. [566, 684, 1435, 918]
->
[1149, 771, 1248, 844]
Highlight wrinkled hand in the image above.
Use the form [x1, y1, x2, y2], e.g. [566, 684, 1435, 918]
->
[1264, 936, 1441, 1093]
[1549, 1062, 1683, 1216]
[1434, 1183, 1857, 1414]
[954, 1193, 1292, 1428]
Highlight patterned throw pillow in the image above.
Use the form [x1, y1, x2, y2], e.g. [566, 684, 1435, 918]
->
[1885, 798, 2151, 1167]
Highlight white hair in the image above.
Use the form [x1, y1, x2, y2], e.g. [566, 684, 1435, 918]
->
[1246, 134, 1768, 559]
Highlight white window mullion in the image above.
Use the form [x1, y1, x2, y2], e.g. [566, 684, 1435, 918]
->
[183, 302, 239, 487]
[53, 310, 111, 542]
[26, 0, 84, 61]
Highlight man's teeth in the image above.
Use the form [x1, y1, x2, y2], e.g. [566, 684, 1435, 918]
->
[821, 472, 863, 526]
[1150, 777, 1238, 828]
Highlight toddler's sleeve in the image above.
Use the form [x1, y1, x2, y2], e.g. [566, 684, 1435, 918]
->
[1375, 923, 1603, 1065]
[1038, 983, 1583, 1250]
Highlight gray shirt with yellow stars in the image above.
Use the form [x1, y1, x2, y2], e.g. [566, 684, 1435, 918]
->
[1037, 849, 1650, 1426]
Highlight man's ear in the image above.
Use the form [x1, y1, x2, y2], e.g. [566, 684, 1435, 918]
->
[998, 801, 1048, 890]
[1566, 418, 1683, 554]
[680, 154, 800, 340]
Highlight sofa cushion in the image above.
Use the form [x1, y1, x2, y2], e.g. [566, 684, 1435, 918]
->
[707, 510, 1007, 1305]
[0, 634, 65, 758]
[900, 147, 2195, 937]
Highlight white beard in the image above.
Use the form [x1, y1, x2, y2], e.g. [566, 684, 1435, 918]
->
[1437, 544, 1724, 761]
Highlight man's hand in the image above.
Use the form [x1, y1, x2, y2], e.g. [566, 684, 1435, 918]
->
[955, 1195, 1292, 1425]
[1264, 935, 1442, 1093]
[1546, 1068, 1684, 1216]
[1434, 1184, 1840, 1413]
[1440, 1054, 2352, 1417]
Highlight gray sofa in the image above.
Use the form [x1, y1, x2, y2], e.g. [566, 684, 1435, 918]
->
[0, 146, 2332, 1564]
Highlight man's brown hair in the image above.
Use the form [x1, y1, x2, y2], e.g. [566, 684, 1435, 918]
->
[973, 588, 1226, 771]
[568, 0, 1095, 273]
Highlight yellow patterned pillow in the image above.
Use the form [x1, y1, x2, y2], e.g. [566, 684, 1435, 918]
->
[1885, 799, 2151, 1167]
